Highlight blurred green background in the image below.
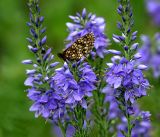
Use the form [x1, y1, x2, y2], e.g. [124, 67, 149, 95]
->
[0, 0, 160, 137]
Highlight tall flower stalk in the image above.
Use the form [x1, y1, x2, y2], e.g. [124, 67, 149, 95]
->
[24, 0, 62, 120]
[146, 0, 160, 27]
[105, 0, 151, 137]
[52, 61, 97, 137]
[66, 9, 110, 136]
[23, 0, 69, 135]
[139, 33, 160, 78]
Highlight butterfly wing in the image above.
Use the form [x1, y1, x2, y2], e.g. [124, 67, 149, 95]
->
[81, 33, 95, 56]
[63, 42, 82, 61]
[61, 32, 95, 61]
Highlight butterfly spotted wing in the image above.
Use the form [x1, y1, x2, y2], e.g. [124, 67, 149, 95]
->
[58, 32, 95, 61]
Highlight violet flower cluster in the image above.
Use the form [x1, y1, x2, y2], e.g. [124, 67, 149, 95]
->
[52, 62, 96, 109]
[103, 86, 151, 137]
[23, 0, 63, 121]
[104, 0, 151, 136]
[66, 8, 109, 58]
[139, 33, 160, 78]
[50, 61, 96, 137]
[106, 58, 149, 105]
[103, 60, 151, 136]
[117, 109, 151, 137]
[146, 0, 160, 27]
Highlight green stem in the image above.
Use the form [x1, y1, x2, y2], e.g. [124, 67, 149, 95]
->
[127, 114, 131, 137]
[74, 105, 88, 137]
[67, 62, 88, 137]
[91, 58, 110, 137]
[58, 121, 66, 137]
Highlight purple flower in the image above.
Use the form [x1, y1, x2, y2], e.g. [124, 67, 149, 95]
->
[146, 0, 160, 27]
[23, 46, 61, 120]
[102, 86, 151, 137]
[151, 54, 160, 77]
[66, 8, 109, 58]
[138, 35, 152, 65]
[22, 59, 33, 64]
[51, 62, 96, 109]
[106, 58, 149, 104]
[23, 0, 61, 121]
[150, 33, 160, 77]
[117, 105, 151, 137]
[28, 89, 65, 120]
[102, 86, 120, 120]
[139, 33, 160, 78]
[104, 0, 151, 136]
[23, 49, 63, 121]
[118, 116, 151, 137]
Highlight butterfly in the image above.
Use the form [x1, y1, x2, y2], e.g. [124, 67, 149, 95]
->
[58, 32, 95, 61]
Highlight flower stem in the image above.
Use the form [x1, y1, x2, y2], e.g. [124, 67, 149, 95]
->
[127, 114, 132, 137]
[73, 105, 88, 137]
[91, 58, 110, 137]
[58, 120, 66, 137]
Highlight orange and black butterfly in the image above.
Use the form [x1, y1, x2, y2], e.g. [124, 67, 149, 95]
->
[58, 32, 95, 61]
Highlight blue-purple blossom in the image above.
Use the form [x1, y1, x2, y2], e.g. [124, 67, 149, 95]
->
[66, 8, 109, 58]
[151, 54, 160, 77]
[27, 88, 65, 120]
[23, 48, 64, 121]
[23, 0, 62, 121]
[146, 0, 160, 27]
[22, 59, 33, 64]
[106, 57, 149, 104]
[102, 86, 120, 120]
[150, 33, 160, 77]
[105, 0, 151, 136]
[139, 33, 160, 78]
[51, 62, 97, 109]
[117, 106, 151, 137]
[102, 87, 151, 137]
[139, 35, 152, 65]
